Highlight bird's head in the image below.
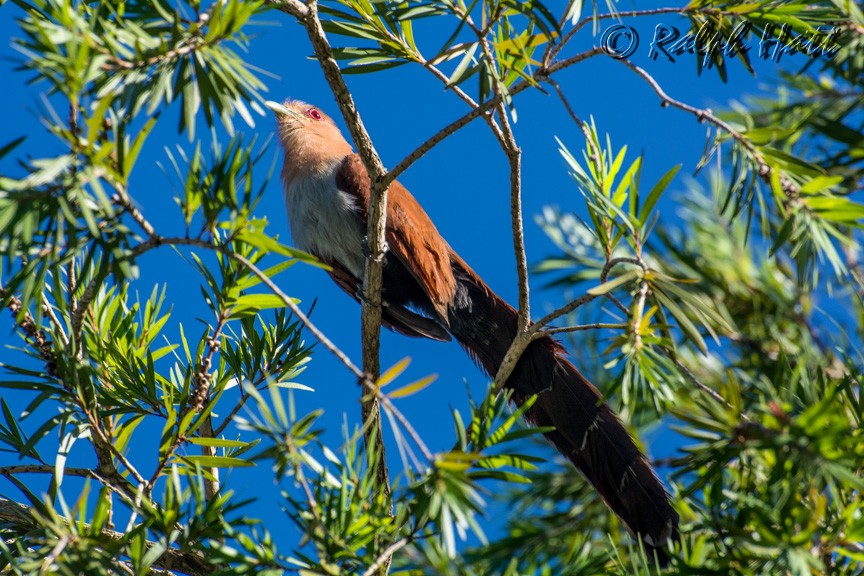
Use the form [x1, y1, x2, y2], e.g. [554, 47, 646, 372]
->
[265, 99, 353, 166]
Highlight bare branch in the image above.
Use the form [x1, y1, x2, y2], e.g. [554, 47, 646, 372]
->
[614, 57, 799, 198]
[506, 145, 530, 330]
[544, 7, 691, 67]
[0, 465, 94, 478]
[386, 48, 604, 186]
[542, 322, 627, 336]
[362, 538, 410, 576]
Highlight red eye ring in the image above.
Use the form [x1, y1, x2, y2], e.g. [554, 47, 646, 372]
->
[306, 108, 324, 121]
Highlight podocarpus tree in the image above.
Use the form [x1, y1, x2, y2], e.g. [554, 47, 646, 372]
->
[0, 1, 862, 575]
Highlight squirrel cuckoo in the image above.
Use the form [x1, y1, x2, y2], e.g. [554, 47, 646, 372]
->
[266, 99, 679, 560]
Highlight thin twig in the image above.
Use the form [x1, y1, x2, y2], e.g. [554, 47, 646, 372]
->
[192, 311, 230, 501]
[417, 57, 507, 146]
[542, 322, 627, 336]
[670, 353, 723, 404]
[40, 295, 68, 348]
[601, 257, 642, 281]
[213, 380, 256, 437]
[361, 538, 411, 576]
[385, 48, 604, 186]
[531, 292, 599, 335]
[659, 348, 746, 419]
[544, 7, 691, 66]
[614, 56, 799, 198]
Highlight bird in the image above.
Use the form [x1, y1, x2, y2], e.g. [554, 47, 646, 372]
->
[265, 98, 679, 561]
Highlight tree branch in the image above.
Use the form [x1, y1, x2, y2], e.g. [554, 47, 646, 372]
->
[384, 48, 604, 187]
[614, 56, 800, 199]
[0, 465, 94, 478]
[0, 497, 214, 575]
[191, 311, 230, 501]
[542, 322, 627, 336]
[544, 7, 691, 67]
[361, 538, 410, 576]
[287, 0, 392, 509]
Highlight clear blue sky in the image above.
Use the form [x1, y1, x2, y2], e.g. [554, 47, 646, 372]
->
[0, 2, 800, 559]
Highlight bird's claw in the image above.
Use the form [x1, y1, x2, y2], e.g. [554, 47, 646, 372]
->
[355, 285, 389, 307]
[361, 236, 389, 265]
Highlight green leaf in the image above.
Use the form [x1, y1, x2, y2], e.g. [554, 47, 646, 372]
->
[187, 437, 252, 448]
[236, 228, 320, 263]
[231, 293, 296, 317]
[0, 136, 26, 161]
[802, 196, 864, 223]
[180, 455, 255, 468]
[653, 289, 707, 354]
[638, 164, 680, 224]
[799, 175, 844, 194]
[587, 269, 639, 295]
[446, 43, 478, 87]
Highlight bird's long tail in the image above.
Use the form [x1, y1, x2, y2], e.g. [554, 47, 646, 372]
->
[446, 257, 679, 561]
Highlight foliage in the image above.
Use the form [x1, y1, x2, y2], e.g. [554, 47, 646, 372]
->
[0, 0, 861, 575]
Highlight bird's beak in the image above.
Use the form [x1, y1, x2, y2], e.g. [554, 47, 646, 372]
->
[265, 100, 304, 120]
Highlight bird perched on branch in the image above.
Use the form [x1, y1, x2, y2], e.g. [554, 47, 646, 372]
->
[266, 99, 679, 561]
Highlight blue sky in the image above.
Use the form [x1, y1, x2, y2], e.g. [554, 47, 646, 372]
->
[0, 2, 810, 560]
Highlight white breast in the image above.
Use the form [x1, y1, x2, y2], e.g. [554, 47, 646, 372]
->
[283, 160, 367, 278]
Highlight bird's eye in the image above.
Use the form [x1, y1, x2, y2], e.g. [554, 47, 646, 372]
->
[306, 108, 324, 121]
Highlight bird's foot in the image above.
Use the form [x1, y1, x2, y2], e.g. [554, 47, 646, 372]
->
[355, 285, 388, 307]
[361, 236, 389, 265]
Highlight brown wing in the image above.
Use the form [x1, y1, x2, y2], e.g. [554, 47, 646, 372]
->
[326, 258, 451, 342]
[335, 154, 456, 325]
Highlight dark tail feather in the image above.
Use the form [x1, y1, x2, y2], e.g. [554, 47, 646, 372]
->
[447, 259, 679, 562]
